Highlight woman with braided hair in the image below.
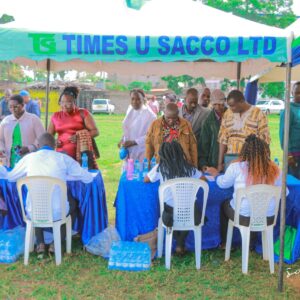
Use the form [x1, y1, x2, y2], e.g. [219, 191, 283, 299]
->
[216, 134, 283, 248]
[145, 140, 204, 255]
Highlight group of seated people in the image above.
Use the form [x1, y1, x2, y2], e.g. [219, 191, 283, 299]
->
[120, 86, 281, 255]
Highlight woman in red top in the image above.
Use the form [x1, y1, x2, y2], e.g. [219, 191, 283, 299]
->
[48, 86, 99, 160]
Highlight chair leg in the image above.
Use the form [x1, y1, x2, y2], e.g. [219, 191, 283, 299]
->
[225, 221, 234, 261]
[30, 230, 35, 252]
[53, 224, 62, 266]
[262, 231, 268, 261]
[157, 218, 164, 258]
[24, 223, 33, 265]
[240, 227, 250, 274]
[194, 226, 201, 270]
[66, 218, 72, 254]
[165, 228, 173, 270]
[267, 228, 275, 274]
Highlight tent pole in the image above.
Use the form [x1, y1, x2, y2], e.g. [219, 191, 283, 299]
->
[278, 62, 292, 292]
[45, 59, 51, 129]
[237, 62, 241, 90]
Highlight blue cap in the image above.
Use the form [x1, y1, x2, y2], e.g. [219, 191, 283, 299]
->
[19, 90, 30, 97]
[119, 147, 129, 160]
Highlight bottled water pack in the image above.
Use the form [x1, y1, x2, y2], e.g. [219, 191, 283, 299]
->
[108, 241, 151, 271]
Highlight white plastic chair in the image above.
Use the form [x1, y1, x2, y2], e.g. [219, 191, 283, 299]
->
[157, 178, 209, 270]
[225, 184, 281, 274]
[17, 176, 72, 266]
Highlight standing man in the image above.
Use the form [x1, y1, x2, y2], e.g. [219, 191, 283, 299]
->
[0, 89, 12, 121]
[280, 81, 300, 179]
[200, 87, 211, 108]
[20, 90, 41, 118]
[147, 95, 160, 115]
[218, 90, 270, 172]
[179, 88, 210, 144]
[145, 103, 198, 167]
[198, 89, 227, 171]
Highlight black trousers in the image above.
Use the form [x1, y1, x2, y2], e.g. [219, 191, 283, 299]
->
[35, 192, 78, 245]
[220, 199, 274, 246]
[162, 203, 202, 248]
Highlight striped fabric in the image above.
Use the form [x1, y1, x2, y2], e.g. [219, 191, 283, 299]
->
[218, 106, 270, 154]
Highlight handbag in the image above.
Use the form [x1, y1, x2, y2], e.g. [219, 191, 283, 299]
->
[134, 228, 158, 260]
[79, 109, 100, 159]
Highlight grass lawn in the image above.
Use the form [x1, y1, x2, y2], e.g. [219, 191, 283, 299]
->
[0, 113, 300, 299]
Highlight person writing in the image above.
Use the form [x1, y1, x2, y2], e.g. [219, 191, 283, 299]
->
[145, 141, 203, 255]
[214, 135, 282, 249]
[0, 133, 93, 255]
[145, 102, 198, 167]
[119, 89, 156, 161]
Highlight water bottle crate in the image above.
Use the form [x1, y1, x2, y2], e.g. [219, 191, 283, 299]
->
[108, 241, 151, 271]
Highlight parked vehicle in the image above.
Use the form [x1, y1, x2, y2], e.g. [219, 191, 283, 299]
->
[256, 99, 284, 115]
[92, 99, 115, 114]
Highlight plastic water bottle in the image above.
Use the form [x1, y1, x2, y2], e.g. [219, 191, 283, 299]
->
[143, 158, 148, 178]
[81, 153, 88, 170]
[274, 158, 280, 166]
[150, 157, 156, 169]
[133, 159, 140, 180]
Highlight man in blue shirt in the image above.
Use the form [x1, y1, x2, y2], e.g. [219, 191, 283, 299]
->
[20, 90, 41, 118]
[280, 81, 300, 179]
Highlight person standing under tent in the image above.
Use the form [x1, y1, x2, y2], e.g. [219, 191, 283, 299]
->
[280, 81, 300, 179]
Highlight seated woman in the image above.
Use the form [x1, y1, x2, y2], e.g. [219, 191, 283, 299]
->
[144, 141, 204, 255]
[119, 89, 156, 161]
[216, 134, 282, 248]
[0, 95, 45, 168]
[48, 86, 99, 169]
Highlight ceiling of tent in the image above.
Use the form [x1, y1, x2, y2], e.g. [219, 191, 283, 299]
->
[0, 0, 290, 80]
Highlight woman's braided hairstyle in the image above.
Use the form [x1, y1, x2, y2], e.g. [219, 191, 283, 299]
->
[239, 134, 279, 185]
[158, 141, 195, 181]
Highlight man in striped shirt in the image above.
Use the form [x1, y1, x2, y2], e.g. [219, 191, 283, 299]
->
[217, 90, 270, 172]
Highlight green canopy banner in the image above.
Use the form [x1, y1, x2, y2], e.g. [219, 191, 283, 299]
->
[0, 28, 288, 63]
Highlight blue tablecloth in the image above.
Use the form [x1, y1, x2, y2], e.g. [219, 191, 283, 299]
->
[0, 171, 108, 245]
[115, 174, 300, 252]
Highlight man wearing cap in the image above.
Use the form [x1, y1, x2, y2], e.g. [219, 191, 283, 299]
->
[20, 90, 41, 118]
[198, 89, 227, 171]
[0, 89, 12, 121]
[179, 88, 210, 144]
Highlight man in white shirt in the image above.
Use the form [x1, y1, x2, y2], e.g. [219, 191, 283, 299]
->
[0, 133, 93, 254]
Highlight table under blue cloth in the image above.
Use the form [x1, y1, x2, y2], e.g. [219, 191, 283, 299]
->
[0, 171, 108, 245]
[115, 174, 300, 253]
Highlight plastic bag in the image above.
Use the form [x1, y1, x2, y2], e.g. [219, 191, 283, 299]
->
[0, 226, 25, 263]
[85, 226, 121, 258]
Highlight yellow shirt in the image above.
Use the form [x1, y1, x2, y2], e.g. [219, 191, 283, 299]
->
[218, 106, 270, 154]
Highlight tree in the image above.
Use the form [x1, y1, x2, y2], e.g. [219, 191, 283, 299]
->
[260, 82, 285, 99]
[0, 14, 14, 24]
[126, 0, 147, 10]
[204, 0, 296, 28]
[127, 81, 152, 92]
[161, 75, 206, 95]
[0, 61, 24, 82]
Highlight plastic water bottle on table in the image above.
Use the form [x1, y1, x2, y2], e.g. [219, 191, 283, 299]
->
[81, 152, 88, 170]
[150, 157, 156, 169]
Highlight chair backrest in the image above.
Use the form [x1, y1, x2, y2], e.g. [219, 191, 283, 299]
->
[235, 184, 282, 231]
[17, 176, 67, 226]
[158, 178, 209, 229]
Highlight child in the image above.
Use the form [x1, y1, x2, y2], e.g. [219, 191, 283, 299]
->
[144, 141, 204, 255]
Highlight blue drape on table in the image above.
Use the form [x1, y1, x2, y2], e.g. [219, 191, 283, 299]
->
[115, 174, 300, 262]
[0, 171, 108, 245]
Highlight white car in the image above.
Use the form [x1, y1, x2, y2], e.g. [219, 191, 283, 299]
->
[92, 99, 115, 114]
[256, 99, 284, 115]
